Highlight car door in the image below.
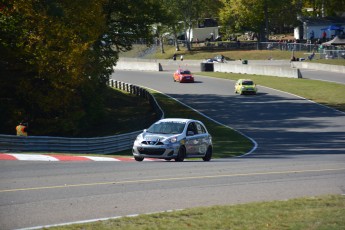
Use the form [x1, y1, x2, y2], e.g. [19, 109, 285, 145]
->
[185, 122, 199, 155]
[194, 122, 208, 155]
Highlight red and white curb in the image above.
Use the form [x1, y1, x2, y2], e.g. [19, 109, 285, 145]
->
[0, 153, 158, 162]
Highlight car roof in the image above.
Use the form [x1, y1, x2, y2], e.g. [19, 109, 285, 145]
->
[239, 79, 253, 81]
[158, 118, 196, 123]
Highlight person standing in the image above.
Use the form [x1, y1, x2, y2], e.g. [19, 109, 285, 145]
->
[180, 54, 184, 61]
[322, 31, 327, 41]
[309, 30, 314, 41]
[16, 122, 28, 136]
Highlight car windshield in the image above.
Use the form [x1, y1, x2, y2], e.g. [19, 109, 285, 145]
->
[181, 70, 191, 74]
[147, 121, 186, 134]
[242, 81, 254, 85]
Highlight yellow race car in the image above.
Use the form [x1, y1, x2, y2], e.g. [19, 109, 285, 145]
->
[234, 79, 258, 95]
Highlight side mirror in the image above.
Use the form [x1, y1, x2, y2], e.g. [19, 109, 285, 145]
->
[187, 131, 194, 136]
[143, 129, 147, 133]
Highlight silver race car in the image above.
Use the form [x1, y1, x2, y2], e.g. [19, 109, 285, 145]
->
[132, 118, 213, 162]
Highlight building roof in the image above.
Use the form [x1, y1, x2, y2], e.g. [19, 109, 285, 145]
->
[297, 16, 345, 26]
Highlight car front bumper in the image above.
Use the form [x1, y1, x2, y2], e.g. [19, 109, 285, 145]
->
[132, 143, 181, 159]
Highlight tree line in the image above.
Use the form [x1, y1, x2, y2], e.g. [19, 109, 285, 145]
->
[0, 0, 343, 136]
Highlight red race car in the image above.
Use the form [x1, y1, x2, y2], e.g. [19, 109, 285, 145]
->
[173, 69, 195, 83]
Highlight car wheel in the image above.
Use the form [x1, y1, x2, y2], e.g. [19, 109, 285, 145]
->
[134, 156, 144, 162]
[175, 146, 186, 162]
[202, 147, 212, 161]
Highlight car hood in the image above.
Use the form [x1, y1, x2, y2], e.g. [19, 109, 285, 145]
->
[141, 132, 179, 142]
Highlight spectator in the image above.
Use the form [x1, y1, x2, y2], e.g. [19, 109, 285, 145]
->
[322, 31, 327, 41]
[308, 52, 315, 61]
[309, 30, 314, 41]
[16, 121, 28, 136]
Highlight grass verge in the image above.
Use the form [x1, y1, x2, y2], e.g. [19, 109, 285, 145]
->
[143, 44, 345, 65]
[197, 72, 345, 112]
[49, 194, 345, 230]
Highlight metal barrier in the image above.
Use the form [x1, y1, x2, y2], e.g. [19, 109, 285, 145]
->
[0, 80, 164, 154]
[0, 131, 141, 154]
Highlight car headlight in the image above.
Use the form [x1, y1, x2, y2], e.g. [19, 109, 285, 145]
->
[135, 135, 142, 142]
[169, 137, 177, 143]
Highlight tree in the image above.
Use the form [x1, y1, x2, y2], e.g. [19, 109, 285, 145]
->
[0, 0, 165, 136]
[161, 0, 222, 51]
[303, 0, 345, 17]
[219, 0, 300, 41]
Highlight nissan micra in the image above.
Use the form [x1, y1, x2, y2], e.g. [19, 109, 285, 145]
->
[132, 118, 213, 162]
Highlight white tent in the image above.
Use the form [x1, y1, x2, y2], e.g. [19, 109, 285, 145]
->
[322, 36, 345, 46]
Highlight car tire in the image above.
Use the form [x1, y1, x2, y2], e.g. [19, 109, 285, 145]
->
[134, 156, 144, 162]
[175, 146, 186, 162]
[202, 147, 212, 161]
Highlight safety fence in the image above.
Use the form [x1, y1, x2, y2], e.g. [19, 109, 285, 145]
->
[188, 41, 345, 59]
[0, 80, 164, 154]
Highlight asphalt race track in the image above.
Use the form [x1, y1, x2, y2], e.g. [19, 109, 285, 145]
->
[112, 70, 345, 157]
[1, 66, 345, 229]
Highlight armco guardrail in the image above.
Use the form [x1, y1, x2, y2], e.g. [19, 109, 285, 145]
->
[0, 131, 141, 154]
[0, 80, 164, 154]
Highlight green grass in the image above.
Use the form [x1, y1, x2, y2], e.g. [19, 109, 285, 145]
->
[197, 72, 345, 112]
[141, 44, 345, 65]
[48, 194, 345, 230]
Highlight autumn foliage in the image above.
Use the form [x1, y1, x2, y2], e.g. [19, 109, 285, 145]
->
[0, 0, 161, 136]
